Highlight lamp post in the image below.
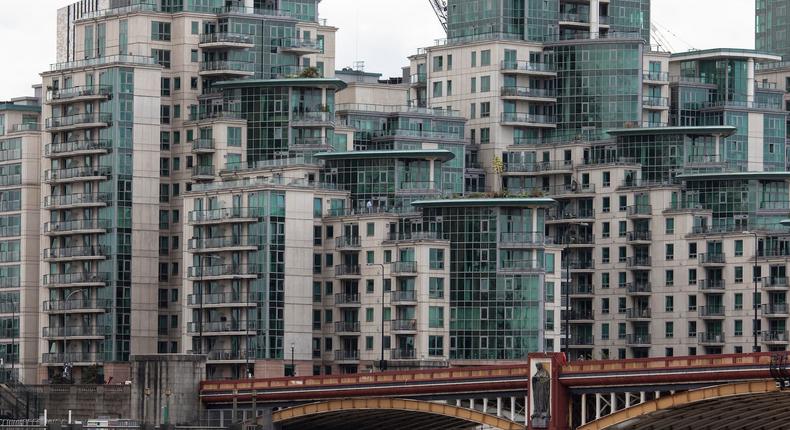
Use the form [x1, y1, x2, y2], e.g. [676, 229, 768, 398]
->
[62, 288, 86, 376]
[561, 222, 589, 359]
[290, 342, 295, 376]
[367, 263, 387, 371]
[197, 254, 222, 355]
[743, 230, 760, 353]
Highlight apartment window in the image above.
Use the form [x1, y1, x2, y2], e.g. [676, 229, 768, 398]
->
[433, 81, 443, 97]
[325, 282, 333, 295]
[689, 242, 697, 259]
[173, 105, 180, 118]
[366, 279, 374, 293]
[383, 307, 391, 321]
[446, 80, 453, 96]
[602, 197, 610, 213]
[152, 49, 171, 68]
[688, 294, 697, 311]
[191, 49, 199, 62]
[365, 336, 374, 350]
[618, 196, 627, 211]
[601, 272, 610, 289]
[324, 310, 332, 323]
[735, 293, 743, 310]
[429, 306, 444, 328]
[601, 323, 610, 340]
[366, 250, 374, 264]
[191, 77, 198, 89]
[325, 254, 333, 267]
[734, 320, 743, 336]
[618, 272, 627, 288]
[471, 51, 477, 67]
[480, 76, 491, 92]
[618, 297, 626, 313]
[480, 49, 491, 66]
[470, 77, 477, 93]
[602, 171, 610, 187]
[735, 240, 744, 256]
[313, 254, 321, 273]
[312, 310, 321, 330]
[601, 298, 610, 314]
[689, 347, 697, 356]
[665, 321, 674, 338]
[665, 244, 674, 261]
[433, 55, 443, 72]
[665, 296, 674, 312]
[480, 102, 491, 118]
[618, 323, 626, 339]
[366, 222, 375, 236]
[430, 248, 445, 269]
[754, 266, 762, 282]
[160, 105, 171, 124]
[602, 222, 610, 238]
[665, 218, 675, 234]
[618, 221, 627, 237]
[429, 278, 444, 298]
[480, 128, 490, 143]
[469, 103, 476, 119]
[365, 308, 374, 322]
[161, 77, 171, 96]
[151, 21, 171, 41]
[174, 77, 181, 91]
[616, 246, 625, 263]
[544, 310, 554, 330]
[429, 336, 444, 357]
[384, 250, 392, 263]
[688, 321, 697, 338]
[735, 266, 743, 283]
[688, 268, 697, 285]
[191, 21, 199, 34]
[665, 348, 674, 357]
[666, 270, 674, 286]
[601, 247, 610, 264]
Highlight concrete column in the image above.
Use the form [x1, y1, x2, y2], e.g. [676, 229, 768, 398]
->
[511, 397, 516, 421]
[747, 58, 755, 104]
[469, 399, 475, 410]
[625, 393, 631, 408]
[483, 398, 488, 414]
[244, 0, 254, 9]
[456, 399, 461, 407]
[595, 394, 602, 420]
[610, 392, 616, 413]
[497, 397, 503, 417]
[655, 391, 661, 399]
[640, 392, 646, 403]
[590, 0, 600, 37]
[581, 394, 587, 425]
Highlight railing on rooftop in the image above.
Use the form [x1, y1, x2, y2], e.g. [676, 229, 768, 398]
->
[49, 55, 156, 72]
[334, 103, 461, 117]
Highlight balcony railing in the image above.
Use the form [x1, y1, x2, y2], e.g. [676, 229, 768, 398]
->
[187, 264, 262, 278]
[392, 319, 417, 331]
[626, 231, 652, 242]
[334, 293, 361, 305]
[560, 12, 590, 22]
[43, 298, 113, 312]
[568, 310, 594, 321]
[8, 123, 41, 134]
[626, 282, 652, 294]
[280, 37, 322, 51]
[43, 272, 111, 286]
[187, 321, 257, 333]
[626, 256, 652, 268]
[45, 113, 112, 130]
[391, 261, 418, 274]
[335, 264, 361, 276]
[763, 331, 790, 342]
[697, 332, 725, 344]
[45, 165, 112, 182]
[499, 232, 549, 245]
[43, 245, 109, 260]
[501, 112, 556, 125]
[48, 85, 112, 101]
[699, 305, 726, 317]
[499, 259, 545, 272]
[292, 111, 335, 125]
[45, 139, 112, 157]
[504, 160, 572, 173]
[42, 352, 106, 364]
[43, 192, 112, 208]
[42, 325, 111, 337]
[567, 259, 595, 270]
[567, 335, 595, 346]
[626, 205, 652, 216]
[699, 279, 725, 291]
[188, 207, 263, 223]
[335, 236, 361, 248]
[500, 60, 556, 73]
[334, 321, 361, 333]
[644, 70, 669, 81]
[44, 218, 111, 234]
[187, 236, 262, 250]
[642, 96, 668, 107]
[626, 334, 652, 346]
[763, 303, 790, 315]
[391, 349, 417, 359]
[501, 86, 557, 99]
[699, 253, 726, 265]
[205, 349, 252, 361]
[199, 32, 254, 45]
[385, 231, 443, 241]
[192, 165, 215, 177]
[763, 277, 789, 289]
[199, 61, 254, 73]
[187, 292, 255, 306]
[192, 138, 215, 152]
[391, 290, 417, 303]
[626, 308, 651, 319]
[334, 350, 360, 361]
[566, 284, 594, 295]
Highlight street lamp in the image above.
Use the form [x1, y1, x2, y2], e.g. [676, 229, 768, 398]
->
[367, 263, 387, 371]
[62, 288, 86, 376]
[743, 230, 760, 353]
[562, 222, 589, 359]
[197, 254, 223, 355]
[290, 342, 295, 376]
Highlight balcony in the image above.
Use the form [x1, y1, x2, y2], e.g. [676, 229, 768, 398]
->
[43, 298, 113, 313]
[626, 334, 652, 347]
[566, 284, 594, 296]
[568, 310, 594, 322]
[187, 321, 257, 335]
[279, 37, 322, 54]
[391, 290, 417, 304]
[43, 272, 111, 288]
[187, 292, 256, 308]
[546, 209, 595, 223]
[198, 61, 254, 77]
[625, 308, 651, 320]
[191, 138, 215, 153]
[626, 282, 652, 295]
[44, 165, 111, 184]
[500, 86, 557, 102]
[410, 73, 427, 87]
[763, 331, 790, 344]
[43, 192, 112, 209]
[500, 112, 556, 128]
[334, 350, 360, 362]
[391, 319, 417, 332]
[291, 111, 335, 127]
[187, 264, 261, 280]
[43, 245, 109, 262]
[698, 305, 726, 319]
[499, 232, 549, 246]
[291, 137, 333, 151]
[626, 205, 652, 218]
[553, 234, 594, 246]
[500, 60, 556, 76]
[626, 256, 651, 270]
[626, 231, 652, 243]
[391, 261, 418, 275]
[41, 352, 106, 365]
[188, 207, 262, 225]
[187, 236, 261, 252]
[44, 219, 111, 236]
[335, 236, 361, 249]
[699, 253, 726, 266]
[499, 259, 545, 273]
[699, 279, 725, 292]
[763, 303, 790, 317]
[192, 165, 215, 180]
[384, 231, 445, 243]
[391, 349, 417, 360]
[335, 264, 361, 278]
[47, 85, 112, 104]
[205, 349, 252, 362]
[335, 321, 361, 334]
[45, 139, 112, 158]
[567, 335, 595, 347]
[567, 259, 595, 271]
[643, 96, 669, 109]
[199, 32, 254, 49]
[643, 70, 669, 82]
[536, 183, 596, 198]
[396, 181, 440, 195]
[504, 160, 572, 175]
[697, 332, 725, 345]
[42, 325, 111, 339]
[7, 123, 40, 135]
[763, 277, 789, 290]
[187, 110, 243, 122]
[334, 293, 361, 306]
[560, 12, 591, 24]
[45, 112, 112, 132]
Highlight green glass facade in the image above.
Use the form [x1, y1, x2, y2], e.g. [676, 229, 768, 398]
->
[756, 0, 790, 59]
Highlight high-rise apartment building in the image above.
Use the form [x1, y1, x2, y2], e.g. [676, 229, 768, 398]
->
[756, 0, 790, 60]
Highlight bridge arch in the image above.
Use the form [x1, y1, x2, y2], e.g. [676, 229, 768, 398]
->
[269, 398, 523, 430]
[578, 380, 780, 430]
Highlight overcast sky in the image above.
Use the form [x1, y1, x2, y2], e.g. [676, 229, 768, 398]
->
[0, 0, 755, 100]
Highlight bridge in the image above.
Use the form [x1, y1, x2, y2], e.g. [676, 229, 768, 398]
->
[200, 352, 787, 429]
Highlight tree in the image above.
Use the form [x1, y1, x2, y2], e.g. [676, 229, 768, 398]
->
[298, 67, 321, 78]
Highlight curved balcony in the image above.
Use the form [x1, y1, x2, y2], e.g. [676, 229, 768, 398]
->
[47, 85, 112, 104]
[42, 325, 111, 339]
[198, 61, 254, 77]
[546, 209, 595, 224]
[391, 261, 418, 275]
[191, 138, 215, 154]
[500, 86, 557, 102]
[44, 165, 111, 184]
[699, 305, 726, 319]
[187, 264, 261, 280]
[44, 219, 111, 236]
[188, 207, 262, 225]
[280, 37, 322, 54]
[396, 181, 440, 196]
[0, 174, 21, 188]
[43, 245, 109, 262]
[199, 32, 254, 49]
[186, 321, 257, 335]
[41, 352, 106, 365]
[500, 60, 556, 76]
[335, 321, 361, 334]
[291, 111, 335, 128]
[45, 139, 112, 158]
[625, 308, 651, 320]
[626, 205, 652, 218]
[391, 319, 417, 332]
[334, 293, 361, 307]
[334, 350, 360, 363]
[500, 112, 556, 128]
[762, 303, 790, 317]
[43, 192, 112, 209]
[45, 112, 112, 132]
[187, 236, 261, 253]
[391, 290, 417, 304]
[626, 282, 652, 295]
[291, 137, 333, 151]
[335, 236, 361, 249]
[335, 264, 361, 278]
[186, 293, 257, 308]
[43, 298, 112, 313]
[504, 160, 573, 175]
[43, 272, 111, 288]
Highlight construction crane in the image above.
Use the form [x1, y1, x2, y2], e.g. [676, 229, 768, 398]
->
[429, 0, 448, 33]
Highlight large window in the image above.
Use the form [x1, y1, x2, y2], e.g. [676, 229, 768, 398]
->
[151, 21, 172, 41]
